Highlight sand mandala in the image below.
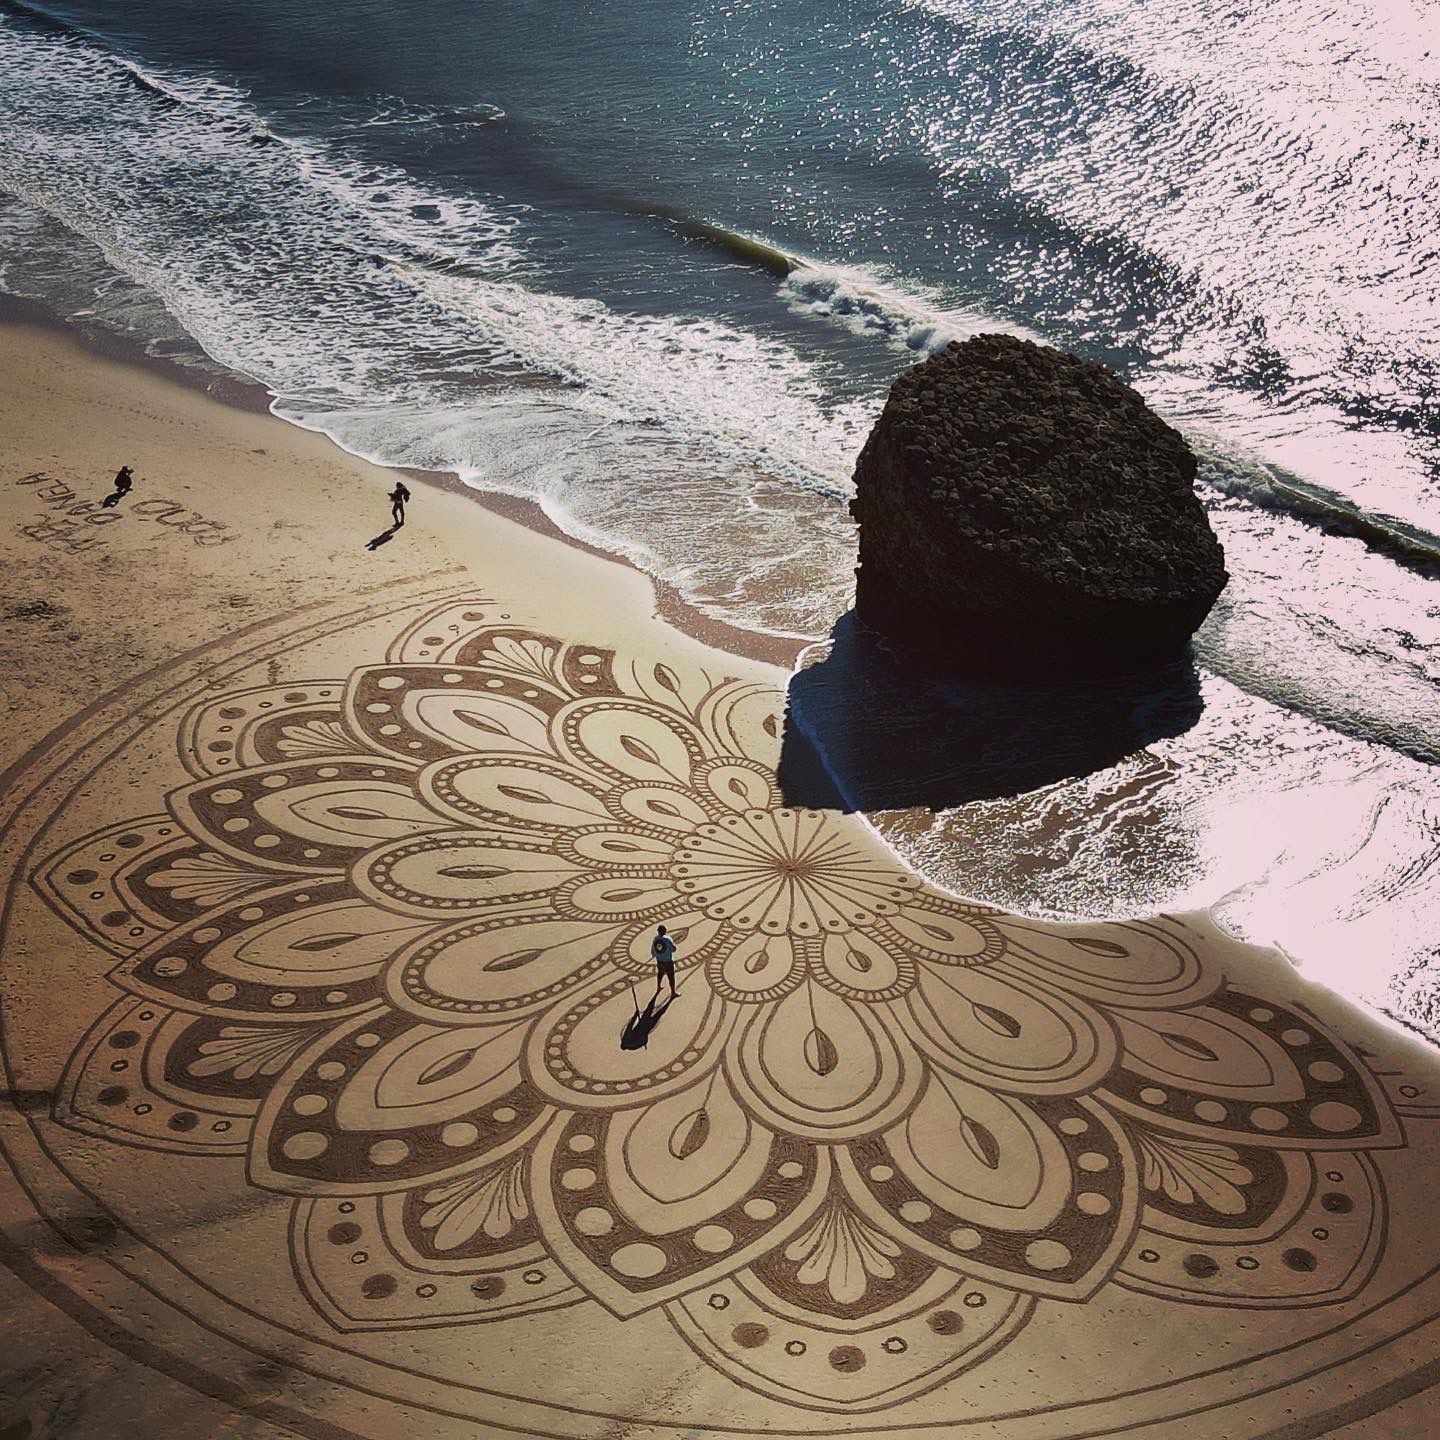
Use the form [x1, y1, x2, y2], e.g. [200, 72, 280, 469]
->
[3, 586, 1439, 1436]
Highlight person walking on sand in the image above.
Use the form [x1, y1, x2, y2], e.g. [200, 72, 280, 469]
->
[389, 480, 411, 528]
[651, 923, 678, 1001]
[102, 464, 134, 509]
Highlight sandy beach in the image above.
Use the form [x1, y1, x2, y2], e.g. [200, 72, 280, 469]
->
[2, 319, 1440, 1438]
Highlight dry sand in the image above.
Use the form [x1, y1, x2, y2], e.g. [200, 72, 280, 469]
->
[1, 320, 1438, 1438]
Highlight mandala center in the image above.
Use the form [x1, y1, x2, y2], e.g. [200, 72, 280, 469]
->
[669, 809, 891, 936]
[675, 821, 820, 884]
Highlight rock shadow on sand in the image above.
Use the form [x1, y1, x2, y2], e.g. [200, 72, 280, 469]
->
[776, 609, 1205, 813]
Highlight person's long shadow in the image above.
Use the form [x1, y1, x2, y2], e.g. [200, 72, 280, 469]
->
[366, 525, 400, 551]
[620, 988, 677, 1051]
[776, 609, 1205, 812]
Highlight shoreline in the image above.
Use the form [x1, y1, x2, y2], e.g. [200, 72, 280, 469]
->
[0, 292, 810, 673]
[6, 300, 1436, 1056]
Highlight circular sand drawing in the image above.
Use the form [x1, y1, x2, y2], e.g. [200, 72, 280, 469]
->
[2, 581, 1438, 1438]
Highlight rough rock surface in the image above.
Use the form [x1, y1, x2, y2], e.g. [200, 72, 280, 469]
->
[850, 334, 1228, 674]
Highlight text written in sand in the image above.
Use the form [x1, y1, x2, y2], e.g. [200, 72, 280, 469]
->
[12, 470, 235, 552]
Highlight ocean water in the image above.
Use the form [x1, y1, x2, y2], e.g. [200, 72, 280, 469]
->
[1, 0, 1437, 1034]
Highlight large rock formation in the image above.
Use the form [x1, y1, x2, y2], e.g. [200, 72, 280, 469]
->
[850, 334, 1227, 675]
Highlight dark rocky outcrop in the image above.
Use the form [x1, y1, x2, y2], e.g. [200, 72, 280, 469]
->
[850, 334, 1227, 675]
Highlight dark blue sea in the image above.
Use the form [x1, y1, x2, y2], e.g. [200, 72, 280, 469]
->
[2, 0, 1438, 1032]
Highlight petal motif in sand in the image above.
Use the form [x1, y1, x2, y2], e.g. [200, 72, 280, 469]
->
[344, 665, 559, 763]
[554, 826, 678, 870]
[357, 831, 582, 919]
[1102, 990, 1401, 1150]
[606, 783, 713, 834]
[905, 959, 1117, 1094]
[252, 1010, 549, 1195]
[420, 755, 612, 834]
[880, 1070, 1073, 1231]
[554, 696, 708, 787]
[692, 755, 782, 815]
[880, 899, 1007, 964]
[847, 1091, 1139, 1301]
[328, 1019, 529, 1134]
[170, 759, 442, 873]
[613, 909, 728, 976]
[727, 985, 921, 1140]
[695, 679, 785, 766]
[388, 913, 626, 1022]
[555, 873, 683, 922]
[707, 933, 804, 1003]
[528, 972, 732, 1111]
[1001, 916, 1213, 1009]
[810, 929, 916, 1001]
[113, 881, 415, 1020]
[528, 1115, 827, 1317]
[602, 1070, 771, 1229]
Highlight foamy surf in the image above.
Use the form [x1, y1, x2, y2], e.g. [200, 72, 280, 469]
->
[391, 260, 870, 496]
[634, 205, 1037, 356]
[780, 259, 1021, 354]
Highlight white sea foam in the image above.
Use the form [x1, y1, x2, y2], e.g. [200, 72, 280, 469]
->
[395, 262, 871, 493]
[779, 259, 1025, 354]
[776, 229, 1440, 553]
[1211, 770, 1440, 1033]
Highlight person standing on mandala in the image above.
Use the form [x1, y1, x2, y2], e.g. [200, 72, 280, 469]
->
[651, 924, 678, 1001]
